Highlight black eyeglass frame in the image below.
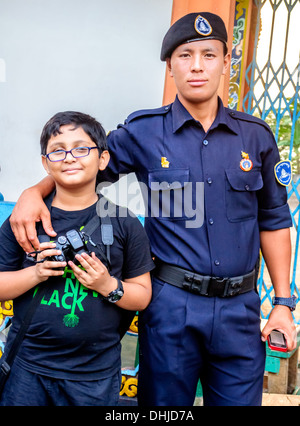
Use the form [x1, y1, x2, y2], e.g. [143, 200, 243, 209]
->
[44, 146, 101, 162]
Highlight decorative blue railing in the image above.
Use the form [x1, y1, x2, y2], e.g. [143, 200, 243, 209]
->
[0, 193, 15, 227]
[242, 0, 300, 322]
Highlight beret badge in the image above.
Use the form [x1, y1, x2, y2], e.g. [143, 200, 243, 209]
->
[194, 15, 213, 36]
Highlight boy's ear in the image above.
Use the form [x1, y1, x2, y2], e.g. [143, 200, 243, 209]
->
[41, 155, 51, 174]
[99, 150, 110, 171]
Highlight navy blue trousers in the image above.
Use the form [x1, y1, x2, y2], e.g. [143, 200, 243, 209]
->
[0, 360, 121, 406]
[138, 277, 266, 406]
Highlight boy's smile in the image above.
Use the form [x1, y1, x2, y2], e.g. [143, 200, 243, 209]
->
[62, 165, 83, 175]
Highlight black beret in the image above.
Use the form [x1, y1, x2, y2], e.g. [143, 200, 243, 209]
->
[161, 12, 228, 61]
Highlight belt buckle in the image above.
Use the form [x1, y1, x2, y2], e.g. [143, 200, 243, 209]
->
[183, 273, 210, 296]
[222, 277, 243, 297]
[182, 272, 194, 292]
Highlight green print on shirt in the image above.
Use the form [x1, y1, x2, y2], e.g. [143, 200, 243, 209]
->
[38, 267, 99, 328]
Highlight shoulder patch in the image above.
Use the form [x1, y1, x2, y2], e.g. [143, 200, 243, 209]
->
[125, 105, 171, 124]
[274, 160, 292, 186]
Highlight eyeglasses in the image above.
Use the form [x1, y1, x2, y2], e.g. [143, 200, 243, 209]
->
[44, 146, 100, 162]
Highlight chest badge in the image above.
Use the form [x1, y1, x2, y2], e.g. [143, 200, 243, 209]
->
[240, 151, 253, 172]
[161, 157, 170, 168]
[274, 160, 292, 186]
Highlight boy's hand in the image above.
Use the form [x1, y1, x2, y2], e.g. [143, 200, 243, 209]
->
[68, 252, 117, 296]
[34, 242, 66, 282]
[10, 187, 56, 253]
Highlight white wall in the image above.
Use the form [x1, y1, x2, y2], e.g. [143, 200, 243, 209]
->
[0, 0, 172, 201]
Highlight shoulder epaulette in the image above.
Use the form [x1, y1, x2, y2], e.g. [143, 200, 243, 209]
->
[125, 104, 172, 124]
[226, 109, 272, 132]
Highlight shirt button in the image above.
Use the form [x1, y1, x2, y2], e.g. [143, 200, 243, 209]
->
[209, 218, 214, 225]
[207, 178, 213, 184]
[245, 184, 250, 191]
[214, 260, 220, 266]
[203, 139, 209, 146]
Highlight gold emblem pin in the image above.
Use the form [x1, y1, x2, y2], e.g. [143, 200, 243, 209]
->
[161, 157, 170, 168]
[240, 151, 253, 172]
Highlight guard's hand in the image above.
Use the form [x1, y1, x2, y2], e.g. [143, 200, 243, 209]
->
[10, 188, 56, 252]
[261, 305, 297, 352]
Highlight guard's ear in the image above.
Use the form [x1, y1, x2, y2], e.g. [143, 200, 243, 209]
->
[222, 52, 231, 75]
[166, 58, 173, 77]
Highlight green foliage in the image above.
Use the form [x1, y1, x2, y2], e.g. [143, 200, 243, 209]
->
[263, 99, 300, 175]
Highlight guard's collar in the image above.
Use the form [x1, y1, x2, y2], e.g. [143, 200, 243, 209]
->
[171, 96, 239, 135]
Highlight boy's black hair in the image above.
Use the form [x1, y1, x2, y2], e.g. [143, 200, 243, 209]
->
[40, 111, 107, 155]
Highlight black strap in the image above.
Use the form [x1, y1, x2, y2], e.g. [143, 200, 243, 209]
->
[82, 215, 113, 269]
[43, 191, 114, 266]
[0, 285, 47, 391]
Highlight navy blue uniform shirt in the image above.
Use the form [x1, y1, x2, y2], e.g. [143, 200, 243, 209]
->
[103, 96, 292, 277]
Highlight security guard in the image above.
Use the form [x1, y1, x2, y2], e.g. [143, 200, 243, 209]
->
[10, 12, 297, 406]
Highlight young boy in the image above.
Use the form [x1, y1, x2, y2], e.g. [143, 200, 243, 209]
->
[0, 111, 154, 406]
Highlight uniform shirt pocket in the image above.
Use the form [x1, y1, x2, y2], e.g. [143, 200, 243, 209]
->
[148, 169, 190, 189]
[148, 168, 190, 220]
[225, 169, 263, 222]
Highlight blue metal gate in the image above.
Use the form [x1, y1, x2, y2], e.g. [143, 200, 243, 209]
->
[242, 0, 300, 322]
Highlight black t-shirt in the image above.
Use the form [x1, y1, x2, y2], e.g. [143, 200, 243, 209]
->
[0, 201, 154, 380]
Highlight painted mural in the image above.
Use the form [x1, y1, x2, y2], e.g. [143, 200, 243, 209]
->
[229, 0, 251, 110]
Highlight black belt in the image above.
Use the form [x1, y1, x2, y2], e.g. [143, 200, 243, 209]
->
[154, 262, 256, 298]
